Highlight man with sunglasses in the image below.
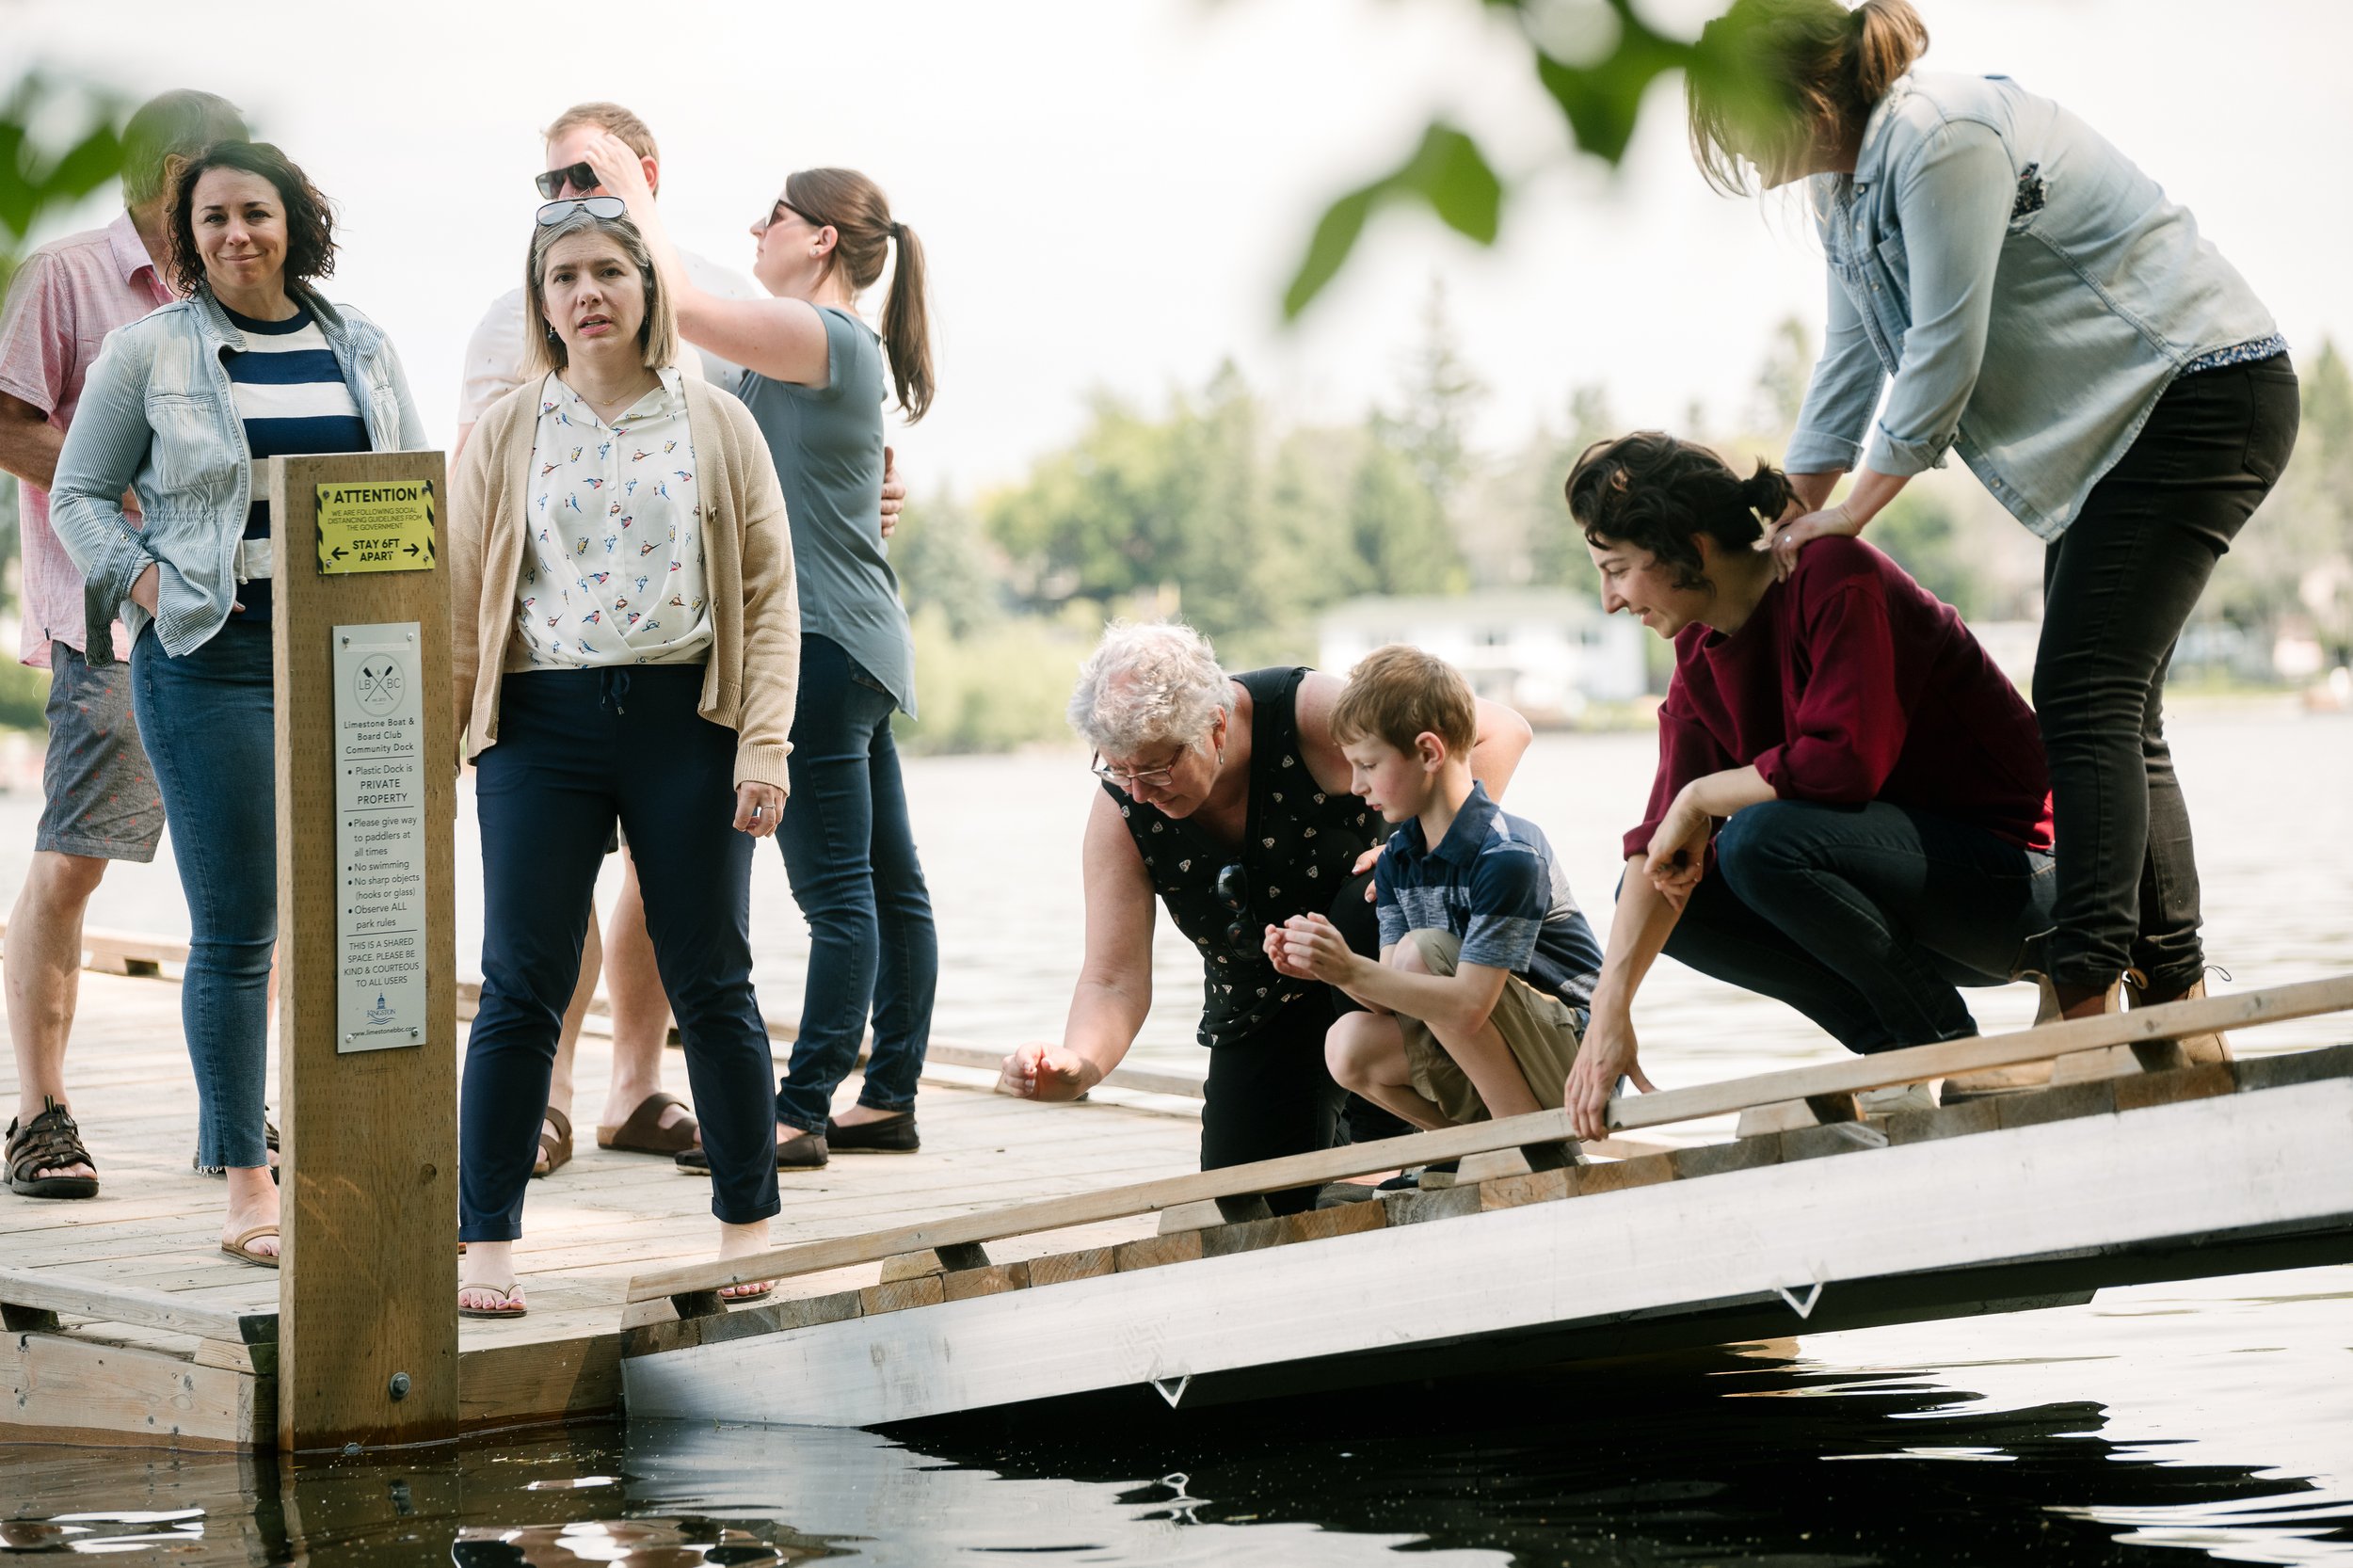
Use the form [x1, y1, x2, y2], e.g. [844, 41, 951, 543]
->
[450, 103, 902, 1176]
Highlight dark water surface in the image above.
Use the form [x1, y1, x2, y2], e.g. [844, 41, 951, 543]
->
[6, 1265, 2348, 1566]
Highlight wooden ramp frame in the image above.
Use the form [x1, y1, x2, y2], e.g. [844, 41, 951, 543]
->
[626, 974, 2353, 1305]
[623, 1036, 2353, 1427]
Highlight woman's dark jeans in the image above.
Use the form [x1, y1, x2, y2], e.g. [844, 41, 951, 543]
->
[130, 620, 274, 1170]
[462, 666, 780, 1240]
[2035, 355, 2300, 995]
[773, 635, 938, 1135]
[1664, 800, 2057, 1054]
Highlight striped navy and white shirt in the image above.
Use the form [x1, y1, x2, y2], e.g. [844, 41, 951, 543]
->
[1372, 782, 1603, 1012]
[221, 303, 369, 621]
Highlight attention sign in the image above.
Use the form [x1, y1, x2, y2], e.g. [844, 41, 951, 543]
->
[316, 479, 436, 574]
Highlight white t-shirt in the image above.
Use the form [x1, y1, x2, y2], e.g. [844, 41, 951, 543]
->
[455, 247, 759, 428]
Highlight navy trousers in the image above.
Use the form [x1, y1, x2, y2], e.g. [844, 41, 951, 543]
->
[460, 666, 780, 1240]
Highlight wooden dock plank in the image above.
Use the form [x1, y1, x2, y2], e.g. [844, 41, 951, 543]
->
[0, 968, 1204, 1444]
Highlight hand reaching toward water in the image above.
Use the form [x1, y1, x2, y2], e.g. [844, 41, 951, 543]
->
[997, 1041, 1098, 1101]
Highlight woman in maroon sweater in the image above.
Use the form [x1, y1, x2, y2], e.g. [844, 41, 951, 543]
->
[1560, 433, 2056, 1139]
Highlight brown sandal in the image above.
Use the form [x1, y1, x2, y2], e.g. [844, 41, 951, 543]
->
[597, 1091, 700, 1155]
[7, 1098, 99, 1200]
[532, 1107, 573, 1178]
[221, 1224, 280, 1269]
[457, 1281, 528, 1320]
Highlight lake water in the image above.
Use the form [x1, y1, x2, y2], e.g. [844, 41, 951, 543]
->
[3, 703, 2350, 1563]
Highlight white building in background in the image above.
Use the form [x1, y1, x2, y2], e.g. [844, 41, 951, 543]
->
[1318, 590, 1649, 727]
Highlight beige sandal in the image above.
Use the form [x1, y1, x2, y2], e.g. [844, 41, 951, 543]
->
[221, 1224, 280, 1269]
[457, 1281, 528, 1319]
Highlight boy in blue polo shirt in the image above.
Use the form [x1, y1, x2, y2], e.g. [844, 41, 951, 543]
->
[1269, 645, 1603, 1128]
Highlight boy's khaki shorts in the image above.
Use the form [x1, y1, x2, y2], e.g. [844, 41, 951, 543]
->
[1394, 929, 1582, 1126]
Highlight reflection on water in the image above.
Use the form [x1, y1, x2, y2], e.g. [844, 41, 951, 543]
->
[4, 1266, 2350, 1565]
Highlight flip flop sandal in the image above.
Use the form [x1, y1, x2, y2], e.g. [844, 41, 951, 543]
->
[597, 1091, 700, 1156]
[531, 1107, 574, 1179]
[221, 1224, 280, 1269]
[6, 1098, 99, 1200]
[719, 1279, 775, 1305]
[457, 1282, 528, 1320]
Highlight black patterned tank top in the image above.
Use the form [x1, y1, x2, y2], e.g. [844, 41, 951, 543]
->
[1105, 666, 1382, 1048]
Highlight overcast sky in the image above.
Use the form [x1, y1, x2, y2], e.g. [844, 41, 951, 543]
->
[8, 0, 2346, 496]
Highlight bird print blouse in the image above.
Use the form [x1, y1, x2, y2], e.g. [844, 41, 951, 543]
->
[515, 368, 712, 669]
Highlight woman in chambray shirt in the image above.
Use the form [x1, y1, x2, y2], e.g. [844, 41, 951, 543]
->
[1687, 0, 2295, 1044]
[51, 141, 424, 1268]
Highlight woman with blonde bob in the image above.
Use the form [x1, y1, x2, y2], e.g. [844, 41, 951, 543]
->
[448, 198, 797, 1317]
[1686, 0, 2295, 1047]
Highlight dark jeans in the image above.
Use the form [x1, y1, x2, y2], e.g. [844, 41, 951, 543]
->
[2035, 355, 2300, 994]
[773, 635, 938, 1135]
[1202, 869, 1398, 1212]
[462, 666, 780, 1240]
[1664, 800, 2057, 1053]
[129, 621, 274, 1169]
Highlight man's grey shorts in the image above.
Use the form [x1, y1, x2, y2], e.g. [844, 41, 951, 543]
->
[35, 641, 163, 862]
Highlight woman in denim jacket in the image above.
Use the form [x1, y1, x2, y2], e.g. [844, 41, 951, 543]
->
[51, 140, 424, 1267]
[1686, 0, 2295, 1049]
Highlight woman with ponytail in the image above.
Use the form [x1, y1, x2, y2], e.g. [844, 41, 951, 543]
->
[1558, 434, 2058, 1140]
[1687, 0, 2295, 1041]
[588, 139, 938, 1167]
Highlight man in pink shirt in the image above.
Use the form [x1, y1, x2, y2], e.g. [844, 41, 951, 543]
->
[0, 89, 248, 1199]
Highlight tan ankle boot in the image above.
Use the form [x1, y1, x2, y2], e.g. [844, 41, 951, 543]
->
[2124, 972, 2232, 1064]
[2047, 978, 2131, 1085]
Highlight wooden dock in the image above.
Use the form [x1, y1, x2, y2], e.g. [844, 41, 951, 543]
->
[6, 940, 2351, 1450]
[0, 962, 1199, 1449]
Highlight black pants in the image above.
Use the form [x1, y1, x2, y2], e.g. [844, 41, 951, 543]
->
[1199, 871, 1402, 1214]
[461, 667, 781, 1240]
[2034, 355, 2300, 994]
[1662, 801, 2057, 1053]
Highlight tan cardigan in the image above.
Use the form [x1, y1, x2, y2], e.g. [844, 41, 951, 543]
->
[450, 376, 800, 788]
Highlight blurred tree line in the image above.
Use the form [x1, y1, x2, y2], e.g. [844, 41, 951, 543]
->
[889, 296, 2353, 752]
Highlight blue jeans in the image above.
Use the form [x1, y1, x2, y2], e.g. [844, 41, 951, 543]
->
[773, 635, 937, 1134]
[1664, 800, 2057, 1054]
[130, 621, 275, 1169]
[462, 666, 780, 1239]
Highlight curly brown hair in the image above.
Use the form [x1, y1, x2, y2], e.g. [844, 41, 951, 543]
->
[168, 140, 338, 299]
[1566, 432, 1795, 592]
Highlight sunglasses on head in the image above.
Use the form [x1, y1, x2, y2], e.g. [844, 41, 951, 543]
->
[536, 197, 627, 227]
[535, 162, 598, 200]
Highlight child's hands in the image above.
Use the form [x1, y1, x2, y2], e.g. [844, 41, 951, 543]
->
[1271, 913, 1358, 985]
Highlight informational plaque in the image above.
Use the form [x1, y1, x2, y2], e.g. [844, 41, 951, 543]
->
[332, 621, 428, 1052]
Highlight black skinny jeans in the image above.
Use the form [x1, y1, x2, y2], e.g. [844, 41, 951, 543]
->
[2034, 356, 2300, 994]
[1663, 800, 2057, 1053]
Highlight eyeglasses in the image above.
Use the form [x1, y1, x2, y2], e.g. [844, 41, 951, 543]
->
[536, 196, 627, 227]
[1214, 861, 1256, 954]
[1090, 744, 1190, 793]
[536, 162, 598, 200]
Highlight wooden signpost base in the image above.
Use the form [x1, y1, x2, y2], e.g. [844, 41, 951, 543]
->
[268, 453, 458, 1452]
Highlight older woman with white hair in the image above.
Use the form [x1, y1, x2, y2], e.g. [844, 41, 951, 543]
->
[997, 622, 1535, 1207]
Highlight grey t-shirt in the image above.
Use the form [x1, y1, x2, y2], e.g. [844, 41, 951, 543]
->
[735, 305, 915, 716]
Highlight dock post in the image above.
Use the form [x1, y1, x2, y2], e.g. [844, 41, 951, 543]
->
[267, 453, 459, 1452]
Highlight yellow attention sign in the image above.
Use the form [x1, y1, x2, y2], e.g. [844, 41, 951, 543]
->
[316, 480, 437, 574]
